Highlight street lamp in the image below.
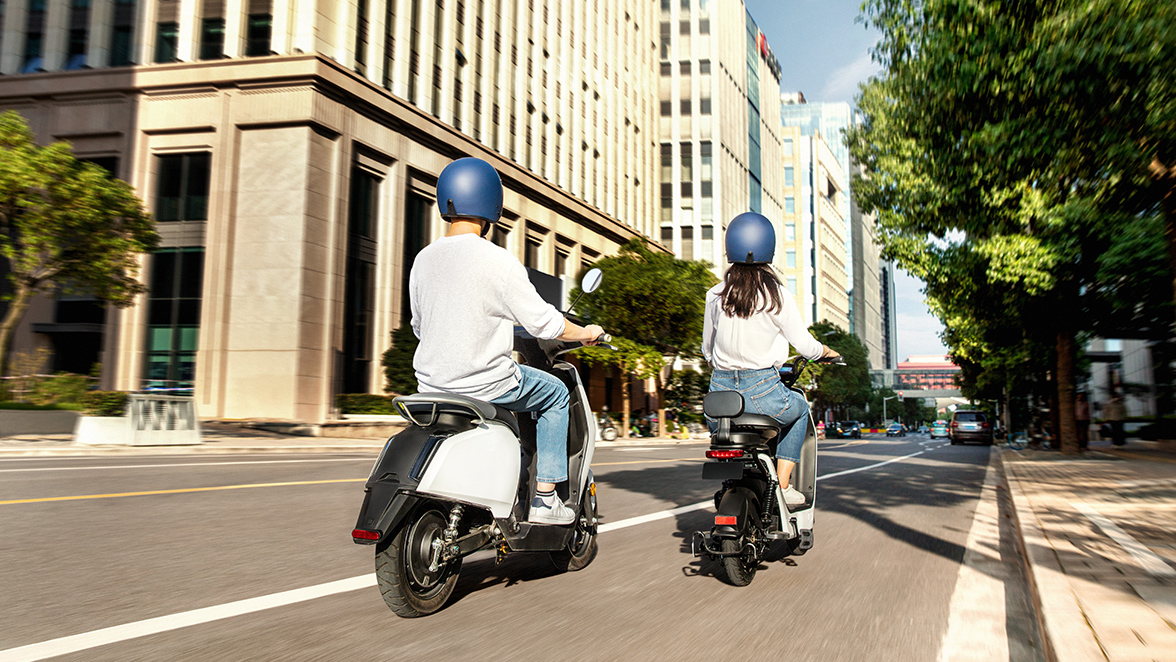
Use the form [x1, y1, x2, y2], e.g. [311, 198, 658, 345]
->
[883, 391, 904, 424]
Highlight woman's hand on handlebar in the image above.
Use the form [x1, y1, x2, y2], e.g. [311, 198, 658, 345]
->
[820, 344, 841, 360]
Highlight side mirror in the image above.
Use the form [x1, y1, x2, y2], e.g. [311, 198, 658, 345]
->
[581, 267, 603, 294]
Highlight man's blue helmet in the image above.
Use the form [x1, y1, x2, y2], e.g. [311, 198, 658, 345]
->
[725, 212, 776, 264]
[436, 157, 503, 225]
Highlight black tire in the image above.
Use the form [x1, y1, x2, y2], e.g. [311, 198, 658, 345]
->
[550, 489, 599, 572]
[375, 506, 461, 618]
[721, 536, 759, 586]
[950, 437, 959, 445]
[601, 427, 618, 441]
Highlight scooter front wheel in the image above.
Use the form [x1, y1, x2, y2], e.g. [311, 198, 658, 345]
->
[550, 488, 599, 572]
[375, 505, 462, 617]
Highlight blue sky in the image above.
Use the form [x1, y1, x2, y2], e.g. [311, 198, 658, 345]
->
[745, 0, 949, 361]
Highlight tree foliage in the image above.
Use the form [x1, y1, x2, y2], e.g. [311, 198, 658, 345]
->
[849, 0, 1176, 453]
[0, 111, 157, 378]
[569, 238, 718, 435]
[807, 321, 872, 421]
[381, 322, 420, 395]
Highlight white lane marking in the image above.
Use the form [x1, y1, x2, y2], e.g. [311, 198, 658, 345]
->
[1074, 500, 1176, 578]
[936, 450, 1008, 662]
[0, 447, 937, 661]
[0, 458, 370, 473]
[0, 576, 378, 662]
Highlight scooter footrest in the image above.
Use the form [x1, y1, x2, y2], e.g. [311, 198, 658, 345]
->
[765, 530, 791, 541]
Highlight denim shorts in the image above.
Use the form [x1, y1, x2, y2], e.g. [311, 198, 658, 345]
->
[707, 367, 809, 462]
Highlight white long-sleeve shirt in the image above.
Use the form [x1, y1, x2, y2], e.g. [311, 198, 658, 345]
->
[701, 281, 824, 370]
[410, 234, 565, 400]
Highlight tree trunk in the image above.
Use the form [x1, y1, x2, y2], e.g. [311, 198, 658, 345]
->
[0, 284, 34, 384]
[655, 359, 671, 438]
[621, 363, 631, 439]
[1056, 330, 1079, 455]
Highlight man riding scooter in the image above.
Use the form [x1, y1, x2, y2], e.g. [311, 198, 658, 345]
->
[409, 157, 605, 524]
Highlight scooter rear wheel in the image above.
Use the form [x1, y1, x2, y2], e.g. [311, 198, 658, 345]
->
[375, 506, 462, 617]
[721, 536, 759, 586]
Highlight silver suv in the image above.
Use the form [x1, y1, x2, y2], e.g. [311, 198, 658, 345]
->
[949, 410, 993, 445]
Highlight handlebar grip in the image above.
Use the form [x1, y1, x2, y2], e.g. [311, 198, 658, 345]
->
[597, 333, 612, 343]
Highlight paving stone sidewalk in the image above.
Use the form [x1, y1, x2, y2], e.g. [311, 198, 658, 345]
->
[1001, 439, 1176, 662]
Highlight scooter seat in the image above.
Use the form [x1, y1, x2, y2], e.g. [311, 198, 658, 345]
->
[729, 413, 781, 437]
[393, 393, 520, 438]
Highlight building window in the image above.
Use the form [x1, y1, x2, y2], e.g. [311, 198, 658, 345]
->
[784, 166, 794, 187]
[681, 226, 694, 258]
[787, 276, 797, 294]
[199, 18, 225, 60]
[783, 138, 793, 156]
[154, 22, 179, 63]
[699, 96, 710, 115]
[699, 18, 709, 34]
[155, 153, 210, 222]
[661, 183, 673, 221]
[785, 196, 795, 214]
[660, 62, 671, 76]
[660, 100, 672, 116]
[680, 99, 691, 114]
[246, 14, 272, 56]
[110, 25, 134, 66]
[343, 169, 380, 393]
[679, 60, 690, 76]
[660, 225, 673, 248]
[524, 237, 542, 270]
[383, 0, 397, 88]
[699, 59, 710, 74]
[355, 0, 369, 74]
[785, 222, 795, 240]
[144, 248, 204, 391]
[402, 191, 430, 318]
[786, 249, 796, 268]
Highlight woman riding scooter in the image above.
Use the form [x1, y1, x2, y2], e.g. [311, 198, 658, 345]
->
[702, 212, 840, 506]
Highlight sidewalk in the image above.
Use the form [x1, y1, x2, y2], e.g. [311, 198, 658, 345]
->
[1001, 438, 1176, 662]
[0, 422, 705, 456]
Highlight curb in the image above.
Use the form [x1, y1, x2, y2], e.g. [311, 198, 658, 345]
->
[999, 448, 1107, 662]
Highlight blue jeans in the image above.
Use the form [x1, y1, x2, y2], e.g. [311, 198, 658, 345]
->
[491, 365, 570, 483]
[707, 367, 809, 463]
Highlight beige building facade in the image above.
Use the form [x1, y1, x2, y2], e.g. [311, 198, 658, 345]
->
[0, 0, 662, 422]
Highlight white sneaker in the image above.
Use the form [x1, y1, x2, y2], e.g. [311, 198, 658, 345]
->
[529, 493, 577, 525]
[781, 485, 806, 506]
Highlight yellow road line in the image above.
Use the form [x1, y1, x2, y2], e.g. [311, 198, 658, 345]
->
[0, 478, 365, 506]
[2, 458, 708, 505]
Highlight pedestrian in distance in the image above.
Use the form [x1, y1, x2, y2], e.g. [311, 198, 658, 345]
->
[702, 212, 840, 506]
[1104, 391, 1126, 446]
[1075, 392, 1091, 450]
[408, 157, 605, 524]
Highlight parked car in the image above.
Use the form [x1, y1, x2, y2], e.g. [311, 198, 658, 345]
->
[930, 420, 949, 439]
[834, 420, 862, 439]
[918, 425, 929, 434]
[886, 423, 906, 437]
[950, 410, 994, 445]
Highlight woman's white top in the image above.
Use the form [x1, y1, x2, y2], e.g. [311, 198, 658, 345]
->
[701, 281, 824, 370]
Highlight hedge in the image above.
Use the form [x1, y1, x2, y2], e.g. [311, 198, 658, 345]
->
[80, 391, 130, 417]
[336, 393, 399, 415]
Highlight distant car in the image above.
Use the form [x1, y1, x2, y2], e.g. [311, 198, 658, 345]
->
[918, 425, 929, 434]
[834, 420, 861, 439]
[950, 410, 994, 445]
[886, 423, 906, 437]
[930, 420, 949, 439]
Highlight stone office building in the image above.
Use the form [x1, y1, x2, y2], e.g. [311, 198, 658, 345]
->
[0, 0, 661, 422]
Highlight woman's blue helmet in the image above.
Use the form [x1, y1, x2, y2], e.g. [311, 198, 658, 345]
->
[436, 157, 503, 226]
[725, 212, 776, 264]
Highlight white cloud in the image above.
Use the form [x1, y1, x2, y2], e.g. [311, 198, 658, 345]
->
[817, 52, 882, 103]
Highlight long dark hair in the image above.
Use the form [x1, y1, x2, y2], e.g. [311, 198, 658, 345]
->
[720, 264, 783, 319]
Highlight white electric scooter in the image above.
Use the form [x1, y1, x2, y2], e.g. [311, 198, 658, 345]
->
[351, 269, 612, 617]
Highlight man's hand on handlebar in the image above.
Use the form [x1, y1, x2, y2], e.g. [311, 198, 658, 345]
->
[582, 324, 606, 346]
[559, 319, 607, 346]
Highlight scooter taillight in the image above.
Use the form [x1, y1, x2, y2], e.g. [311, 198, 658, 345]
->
[706, 450, 745, 459]
[352, 529, 380, 541]
[715, 516, 738, 525]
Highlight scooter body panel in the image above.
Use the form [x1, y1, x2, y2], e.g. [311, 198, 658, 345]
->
[415, 424, 521, 518]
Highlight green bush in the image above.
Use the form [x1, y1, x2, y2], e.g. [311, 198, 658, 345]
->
[80, 391, 129, 417]
[30, 372, 92, 406]
[336, 393, 399, 415]
[381, 323, 419, 395]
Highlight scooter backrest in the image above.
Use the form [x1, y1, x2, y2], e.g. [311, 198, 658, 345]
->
[703, 391, 744, 446]
[703, 391, 744, 419]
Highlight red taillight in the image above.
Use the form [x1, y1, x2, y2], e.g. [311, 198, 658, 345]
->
[706, 449, 745, 459]
[715, 516, 738, 525]
[951, 422, 959, 428]
[981, 422, 990, 428]
[352, 529, 380, 541]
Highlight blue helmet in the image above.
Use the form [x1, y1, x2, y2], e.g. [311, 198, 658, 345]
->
[436, 157, 503, 225]
[725, 212, 776, 264]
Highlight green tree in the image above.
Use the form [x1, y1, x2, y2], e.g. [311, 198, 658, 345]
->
[576, 338, 664, 437]
[0, 111, 157, 380]
[849, 0, 1176, 454]
[808, 322, 871, 422]
[381, 323, 420, 395]
[569, 239, 718, 436]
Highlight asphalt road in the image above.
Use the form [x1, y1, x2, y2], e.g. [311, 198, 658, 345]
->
[0, 434, 1043, 661]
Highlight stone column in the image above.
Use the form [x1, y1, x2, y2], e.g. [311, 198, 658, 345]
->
[223, 0, 246, 57]
[0, 0, 29, 74]
[137, 0, 160, 65]
[42, 0, 71, 70]
[177, 0, 202, 61]
[87, 0, 115, 69]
